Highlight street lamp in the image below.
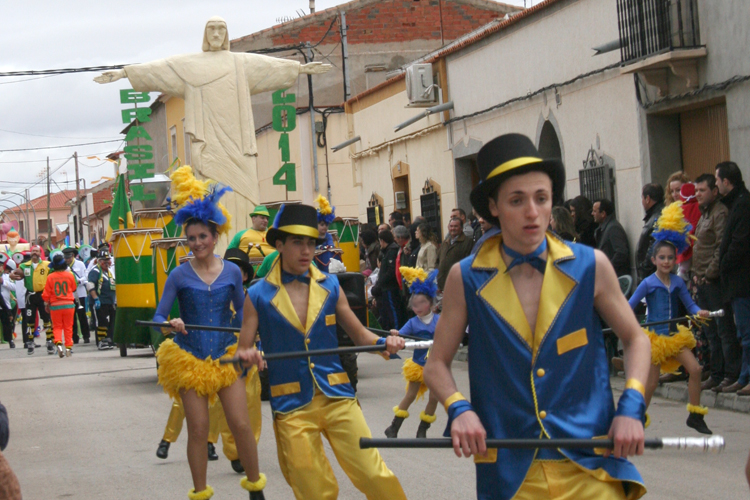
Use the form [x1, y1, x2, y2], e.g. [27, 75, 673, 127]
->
[2, 190, 38, 241]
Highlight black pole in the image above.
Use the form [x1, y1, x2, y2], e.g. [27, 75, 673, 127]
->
[135, 321, 423, 341]
[601, 315, 704, 334]
[360, 437, 664, 450]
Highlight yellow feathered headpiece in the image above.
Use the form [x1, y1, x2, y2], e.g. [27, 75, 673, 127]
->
[168, 166, 232, 236]
[315, 194, 336, 224]
[399, 266, 438, 297]
[653, 201, 692, 254]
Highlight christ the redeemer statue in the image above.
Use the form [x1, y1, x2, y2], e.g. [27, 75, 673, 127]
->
[95, 16, 330, 214]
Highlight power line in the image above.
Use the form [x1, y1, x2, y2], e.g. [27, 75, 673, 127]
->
[0, 64, 129, 78]
[0, 148, 119, 164]
[0, 127, 120, 140]
[0, 75, 59, 85]
[0, 139, 121, 153]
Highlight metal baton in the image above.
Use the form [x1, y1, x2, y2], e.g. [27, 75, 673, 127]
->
[360, 436, 725, 453]
[218, 340, 433, 364]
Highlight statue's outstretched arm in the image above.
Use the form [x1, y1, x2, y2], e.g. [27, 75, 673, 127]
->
[93, 69, 127, 84]
[300, 62, 332, 75]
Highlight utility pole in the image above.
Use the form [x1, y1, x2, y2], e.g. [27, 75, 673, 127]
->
[74, 152, 82, 244]
[46, 157, 51, 246]
[306, 42, 319, 193]
[340, 12, 351, 102]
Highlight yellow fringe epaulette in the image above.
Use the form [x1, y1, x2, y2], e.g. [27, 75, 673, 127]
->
[644, 324, 696, 374]
[155, 339, 239, 406]
[402, 357, 428, 401]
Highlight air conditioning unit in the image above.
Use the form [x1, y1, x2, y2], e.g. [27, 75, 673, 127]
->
[405, 64, 436, 106]
[394, 191, 407, 209]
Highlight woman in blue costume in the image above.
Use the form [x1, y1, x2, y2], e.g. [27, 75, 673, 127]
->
[384, 266, 440, 439]
[153, 166, 267, 500]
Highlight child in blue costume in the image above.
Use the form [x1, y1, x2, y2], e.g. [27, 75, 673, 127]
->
[153, 166, 267, 500]
[628, 201, 711, 434]
[314, 194, 338, 272]
[424, 134, 652, 500]
[236, 203, 407, 500]
[384, 266, 440, 439]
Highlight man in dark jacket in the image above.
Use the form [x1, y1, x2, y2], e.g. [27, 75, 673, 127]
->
[692, 173, 739, 392]
[592, 199, 630, 277]
[437, 218, 473, 291]
[371, 230, 405, 330]
[716, 162, 750, 395]
[636, 183, 664, 282]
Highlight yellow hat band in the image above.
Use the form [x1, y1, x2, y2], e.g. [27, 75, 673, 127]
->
[486, 157, 543, 181]
[277, 224, 320, 239]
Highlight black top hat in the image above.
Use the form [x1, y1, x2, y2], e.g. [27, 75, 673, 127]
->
[62, 246, 78, 256]
[470, 133, 565, 226]
[223, 248, 255, 283]
[266, 204, 325, 248]
[97, 250, 111, 261]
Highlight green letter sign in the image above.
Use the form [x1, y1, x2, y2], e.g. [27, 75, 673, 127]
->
[271, 89, 297, 192]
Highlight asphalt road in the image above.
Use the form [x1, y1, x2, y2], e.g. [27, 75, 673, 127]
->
[1, 341, 748, 499]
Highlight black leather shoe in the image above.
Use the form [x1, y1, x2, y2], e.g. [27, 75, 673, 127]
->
[384, 416, 406, 438]
[83, 338, 91, 344]
[207, 442, 219, 461]
[712, 378, 737, 393]
[8, 340, 14, 349]
[231, 459, 245, 473]
[249, 491, 266, 500]
[156, 440, 170, 459]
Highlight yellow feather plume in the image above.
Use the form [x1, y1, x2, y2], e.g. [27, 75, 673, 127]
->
[315, 194, 332, 215]
[169, 166, 232, 236]
[170, 166, 209, 207]
[399, 266, 428, 286]
[656, 201, 689, 233]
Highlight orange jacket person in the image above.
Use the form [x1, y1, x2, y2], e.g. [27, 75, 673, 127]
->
[42, 254, 78, 358]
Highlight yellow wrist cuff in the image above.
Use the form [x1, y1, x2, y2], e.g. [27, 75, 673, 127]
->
[444, 392, 466, 412]
[625, 378, 646, 397]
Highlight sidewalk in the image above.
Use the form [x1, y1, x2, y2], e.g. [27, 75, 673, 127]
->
[610, 375, 750, 413]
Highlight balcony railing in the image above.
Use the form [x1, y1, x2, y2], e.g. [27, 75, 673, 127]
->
[616, 0, 701, 63]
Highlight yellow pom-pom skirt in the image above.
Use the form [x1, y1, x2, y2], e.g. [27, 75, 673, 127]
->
[402, 358, 428, 401]
[644, 324, 696, 374]
[156, 339, 239, 405]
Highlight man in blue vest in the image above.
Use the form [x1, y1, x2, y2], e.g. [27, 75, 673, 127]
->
[424, 134, 652, 500]
[237, 203, 407, 500]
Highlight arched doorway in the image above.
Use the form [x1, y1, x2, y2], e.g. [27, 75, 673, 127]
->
[538, 120, 562, 160]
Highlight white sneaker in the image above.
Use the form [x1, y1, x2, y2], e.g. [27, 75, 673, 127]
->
[65, 348, 72, 357]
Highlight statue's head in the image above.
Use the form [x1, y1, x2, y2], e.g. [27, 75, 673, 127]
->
[7, 230, 19, 246]
[203, 16, 229, 52]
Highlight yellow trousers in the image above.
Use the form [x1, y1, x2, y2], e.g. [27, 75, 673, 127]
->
[513, 460, 628, 500]
[162, 367, 262, 461]
[273, 391, 406, 500]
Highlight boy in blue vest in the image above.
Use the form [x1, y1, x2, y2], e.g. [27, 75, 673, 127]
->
[237, 203, 407, 500]
[424, 134, 652, 500]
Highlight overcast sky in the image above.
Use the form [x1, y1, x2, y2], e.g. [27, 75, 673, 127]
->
[0, 0, 525, 206]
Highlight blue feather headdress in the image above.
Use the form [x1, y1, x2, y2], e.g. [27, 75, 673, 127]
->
[652, 201, 693, 255]
[170, 166, 233, 236]
[400, 267, 438, 298]
[315, 194, 336, 225]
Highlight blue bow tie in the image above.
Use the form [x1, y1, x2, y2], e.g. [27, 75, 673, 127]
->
[281, 269, 310, 285]
[503, 239, 547, 274]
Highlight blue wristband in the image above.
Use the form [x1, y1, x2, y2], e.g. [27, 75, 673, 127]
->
[375, 337, 386, 345]
[448, 400, 474, 422]
[375, 337, 401, 359]
[616, 388, 646, 424]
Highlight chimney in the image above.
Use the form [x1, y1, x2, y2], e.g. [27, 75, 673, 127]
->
[309, 0, 315, 13]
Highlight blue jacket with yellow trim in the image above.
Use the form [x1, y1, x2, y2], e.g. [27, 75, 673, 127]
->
[247, 260, 355, 415]
[461, 233, 644, 500]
